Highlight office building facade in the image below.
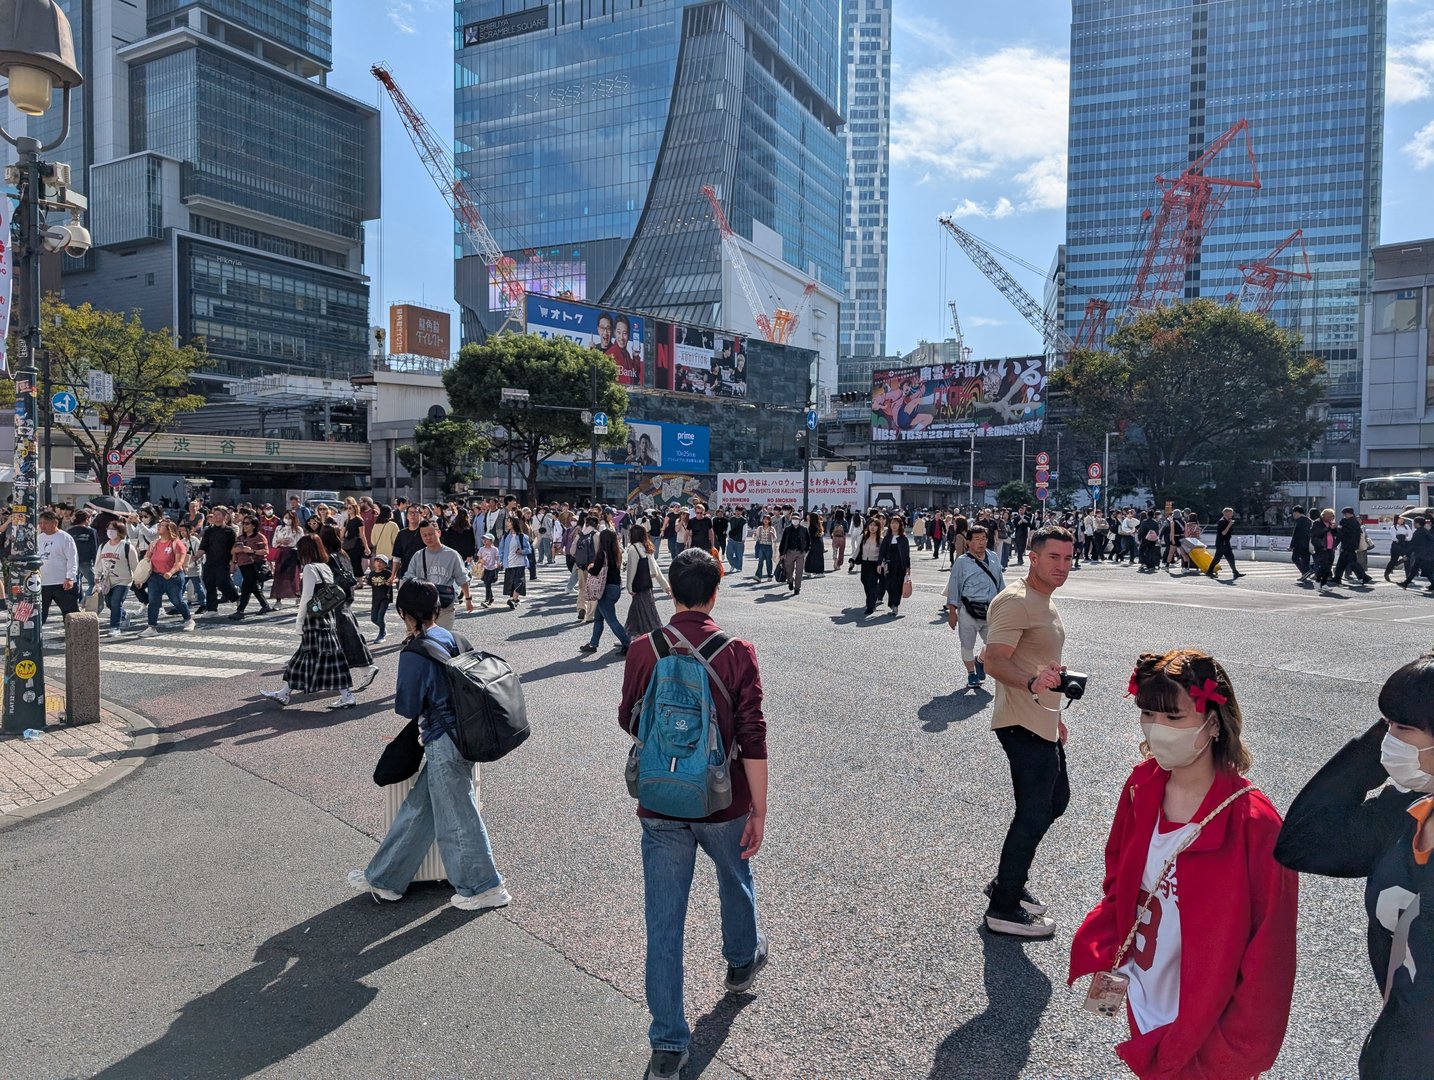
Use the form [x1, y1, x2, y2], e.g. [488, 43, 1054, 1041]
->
[1361, 239, 1434, 471]
[453, 0, 845, 368]
[1064, 0, 1386, 463]
[11, 0, 380, 386]
[839, 0, 890, 363]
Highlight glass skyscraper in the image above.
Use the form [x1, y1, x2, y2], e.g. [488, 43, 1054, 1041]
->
[839, 0, 890, 362]
[453, 0, 845, 341]
[1065, 0, 1386, 438]
[27, 0, 379, 383]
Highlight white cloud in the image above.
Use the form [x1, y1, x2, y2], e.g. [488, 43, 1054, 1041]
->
[1406, 120, 1434, 168]
[1387, 16, 1434, 104]
[387, 0, 417, 33]
[967, 316, 1007, 328]
[947, 197, 1015, 220]
[892, 45, 1069, 214]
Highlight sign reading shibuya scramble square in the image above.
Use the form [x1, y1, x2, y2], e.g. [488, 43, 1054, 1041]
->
[717, 471, 869, 505]
[463, 6, 549, 46]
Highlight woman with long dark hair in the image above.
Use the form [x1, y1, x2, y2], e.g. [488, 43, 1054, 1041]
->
[804, 511, 826, 576]
[623, 522, 669, 638]
[270, 509, 304, 606]
[499, 512, 532, 609]
[580, 525, 630, 655]
[261, 535, 358, 710]
[852, 516, 885, 617]
[878, 515, 912, 617]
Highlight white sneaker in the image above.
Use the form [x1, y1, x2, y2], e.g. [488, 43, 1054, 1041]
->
[450, 884, 511, 911]
[346, 869, 401, 902]
[137, 626, 158, 639]
[260, 688, 291, 706]
[181, 618, 197, 631]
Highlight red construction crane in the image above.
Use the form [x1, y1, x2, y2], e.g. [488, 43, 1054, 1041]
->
[372, 63, 526, 335]
[701, 185, 818, 344]
[1126, 119, 1261, 317]
[1074, 298, 1111, 351]
[1237, 228, 1311, 316]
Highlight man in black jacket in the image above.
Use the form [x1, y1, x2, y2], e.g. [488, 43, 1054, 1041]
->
[778, 514, 810, 595]
[1332, 506, 1373, 586]
[1207, 507, 1245, 580]
[391, 504, 426, 577]
[688, 503, 714, 554]
[198, 507, 240, 611]
[1289, 506, 1312, 582]
[1398, 516, 1434, 591]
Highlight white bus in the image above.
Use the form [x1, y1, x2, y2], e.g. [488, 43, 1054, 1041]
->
[1358, 474, 1434, 522]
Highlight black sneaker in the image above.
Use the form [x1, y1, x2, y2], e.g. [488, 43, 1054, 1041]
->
[985, 905, 1056, 939]
[724, 934, 769, 993]
[646, 1048, 689, 1079]
[984, 880, 1047, 916]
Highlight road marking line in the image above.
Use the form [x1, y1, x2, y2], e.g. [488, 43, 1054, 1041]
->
[102, 644, 288, 662]
[100, 661, 253, 677]
[167, 635, 295, 647]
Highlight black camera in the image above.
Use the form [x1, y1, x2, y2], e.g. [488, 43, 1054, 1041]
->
[1059, 672, 1089, 701]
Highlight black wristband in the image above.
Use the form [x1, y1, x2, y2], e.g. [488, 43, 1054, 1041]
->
[1027, 675, 1038, 694]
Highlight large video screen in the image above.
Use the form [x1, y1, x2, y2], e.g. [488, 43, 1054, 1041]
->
[653, 322, 745, 397]
[871, 356, 1047, 441]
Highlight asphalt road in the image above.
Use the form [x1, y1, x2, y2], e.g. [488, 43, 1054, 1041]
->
[4, 546, 1428, 1079]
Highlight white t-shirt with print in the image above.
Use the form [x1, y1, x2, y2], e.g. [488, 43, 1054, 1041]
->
[1119, 817, 1197, 1034]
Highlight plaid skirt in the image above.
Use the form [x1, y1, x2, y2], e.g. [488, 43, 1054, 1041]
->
[282, 617, 352, 692]
[624, 587, 662, 637]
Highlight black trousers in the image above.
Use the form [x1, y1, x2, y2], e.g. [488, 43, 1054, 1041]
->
[992, 724, 1069, 911]
[202, 558, 238, 609]
[883, 567, 905, 610]
[235, 563, 271, 612]
[1291, 548, 1311, 577]
[1210, 540, 1238, 575]
[859, 561, 883, 613]
[1333, 546, 1370, 583]
[41, 582, 79, 622]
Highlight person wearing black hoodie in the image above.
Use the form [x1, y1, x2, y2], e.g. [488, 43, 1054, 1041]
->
[1289, 506, 1313, 582]
[1333, 506, 1373, 586]
[1275, 655, 1434, 1080]
[1398, 516, 1434, 592]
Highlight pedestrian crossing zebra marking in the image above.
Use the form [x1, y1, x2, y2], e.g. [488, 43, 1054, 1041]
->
[100, 661, 253, 678]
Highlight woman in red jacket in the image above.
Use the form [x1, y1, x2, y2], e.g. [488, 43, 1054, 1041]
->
[1069, 649, 1298, 1080]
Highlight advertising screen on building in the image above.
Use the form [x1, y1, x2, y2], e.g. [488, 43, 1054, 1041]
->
[871, 356, 1046, 442]
[524, 294, 643, 385]
[389, 304, 451, 361]
[653, 322, 745, 397]
[546, 420, 711, 475]
[490, 252, 587, 311]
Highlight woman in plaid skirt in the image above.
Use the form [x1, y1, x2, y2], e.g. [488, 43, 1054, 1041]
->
[261, 535, 357, 710]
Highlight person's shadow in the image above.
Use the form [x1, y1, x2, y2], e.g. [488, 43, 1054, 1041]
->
[91, 892, 475, 1079]
[928, 931, 1052, 1079]
[918, 689, 990, 732]
[679, 994, 753, 1078]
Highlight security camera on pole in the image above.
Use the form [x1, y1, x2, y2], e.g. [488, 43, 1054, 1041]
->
[0, 0, 87, 733]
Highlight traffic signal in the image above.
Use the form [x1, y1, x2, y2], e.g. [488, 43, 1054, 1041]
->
[155, 385, 190, 399]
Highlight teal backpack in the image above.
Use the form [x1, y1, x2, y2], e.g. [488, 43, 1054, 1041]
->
[625, 626, 735, 819]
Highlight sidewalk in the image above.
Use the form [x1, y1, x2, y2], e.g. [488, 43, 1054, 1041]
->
[0, 698, 151, 823]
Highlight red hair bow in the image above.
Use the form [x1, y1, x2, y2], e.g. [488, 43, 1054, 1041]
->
[1189, 678, 1228, 712]
[1126, 667, 1140, 698]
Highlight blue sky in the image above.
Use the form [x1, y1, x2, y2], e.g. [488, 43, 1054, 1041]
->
[333, 1, 1434, 359]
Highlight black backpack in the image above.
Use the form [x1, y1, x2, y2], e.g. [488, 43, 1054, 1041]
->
[404, 631, 530, 763]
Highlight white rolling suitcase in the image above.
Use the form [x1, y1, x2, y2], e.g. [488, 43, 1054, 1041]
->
[380, 760, 482, 883]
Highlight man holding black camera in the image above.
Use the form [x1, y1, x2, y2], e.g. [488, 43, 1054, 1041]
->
[979, 524, 1076, 938]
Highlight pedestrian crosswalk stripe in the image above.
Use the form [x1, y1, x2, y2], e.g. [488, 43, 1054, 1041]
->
[168, 634, 296, 647]
[102, 644, 289, 663]
[101, 660, 253, 678]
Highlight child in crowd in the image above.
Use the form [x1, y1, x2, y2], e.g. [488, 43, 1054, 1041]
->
[367, 553, 394, 643]
[476, 532, 501, 608]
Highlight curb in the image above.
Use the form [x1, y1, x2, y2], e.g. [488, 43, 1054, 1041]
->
[0, 698, 161, 832]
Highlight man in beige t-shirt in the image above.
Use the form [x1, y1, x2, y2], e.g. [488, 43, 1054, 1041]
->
[979, 524, 1075, 938]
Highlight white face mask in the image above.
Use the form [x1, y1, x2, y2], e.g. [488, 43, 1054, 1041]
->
[1380, 732, 1434, 794]
[106, 529, 118, 540]
[1141, 718, 1214, 771]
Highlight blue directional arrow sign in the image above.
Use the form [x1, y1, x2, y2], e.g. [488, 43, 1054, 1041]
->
[592, 411, 607, 427]
[805, 409, 818, 431]
[51, 390, 78, 415]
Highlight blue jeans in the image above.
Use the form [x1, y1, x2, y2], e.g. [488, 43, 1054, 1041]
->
[641, 814, 760, 1051]
[366, 732, 502, 897]
[589, 582, 630, 649]
[726, 538, 744, 571]
[666, 536, 680, 562]
[78, 563, 95, 599]
[753, 543, 773, 578]
[104, 584, 129, 630]
[147, 573, 191, 626]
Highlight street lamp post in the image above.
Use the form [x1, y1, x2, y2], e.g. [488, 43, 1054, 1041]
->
[1, 0, 86, 734]
[1104, 431, 1119, 517]
[1055, 430, 1063, 503]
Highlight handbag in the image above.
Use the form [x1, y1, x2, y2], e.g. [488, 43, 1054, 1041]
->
[960, 554, 1000, 620]
[1082, 787, 1253, 1018]
[307, 580, 348, 617]
[254, 559, 274, 582]
[130, 556, 153, 588]
[373, 718, 422, 786]
[901, 577, 912, 599]
[584, 563, 609, 601]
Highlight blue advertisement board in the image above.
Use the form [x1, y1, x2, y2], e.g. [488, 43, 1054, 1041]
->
[546, 420, 711, 475]
[525, 294, 643, 386]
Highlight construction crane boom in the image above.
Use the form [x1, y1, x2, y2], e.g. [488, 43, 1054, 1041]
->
[1126, 118, 1261, 317]
[701, 185, 774, 341]
[938, 215, 1074, 353]
[1074, 297, 1111, 351]
[1237, 228, 1311, 316]
[372, 63, 525, 335]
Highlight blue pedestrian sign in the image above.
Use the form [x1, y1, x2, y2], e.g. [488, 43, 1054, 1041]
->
[51, 390, 78, 415]
[805, 409, 818, 431]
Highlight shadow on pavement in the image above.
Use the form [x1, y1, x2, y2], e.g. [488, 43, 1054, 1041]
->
[828, 606, 874, 626]
[681, 994, 752, 1079]
[157, 695, 395, 753]
[91, 893, 475, 1080]
[918, 689, 990, 732]
[928, 931, 1052, 1080]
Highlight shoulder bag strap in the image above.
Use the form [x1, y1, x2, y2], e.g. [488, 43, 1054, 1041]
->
[970, 554, 1000, 588]
[665, 626, 733, 709]
[1107, 786, 1254, 972]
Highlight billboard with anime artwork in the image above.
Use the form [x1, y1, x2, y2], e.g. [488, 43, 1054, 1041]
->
[870, 356, 1047, 442]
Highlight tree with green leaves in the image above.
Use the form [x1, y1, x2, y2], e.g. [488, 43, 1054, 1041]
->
[1050, 299, 1324, 493]
[996, 480, 1038, 509]
[396, 417, 490, 493]
[39, 298, 207, 493]
[443, 333, 628, 500]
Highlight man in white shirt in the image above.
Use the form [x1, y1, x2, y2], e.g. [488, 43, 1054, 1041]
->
[1118, 509, 1140, 564]
[37, 509, 80, 622]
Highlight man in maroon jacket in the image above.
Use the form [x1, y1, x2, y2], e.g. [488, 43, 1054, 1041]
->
[618, 548, 769, 1080]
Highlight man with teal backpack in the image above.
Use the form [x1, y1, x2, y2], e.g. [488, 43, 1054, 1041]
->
[618, 548, 770, 1080]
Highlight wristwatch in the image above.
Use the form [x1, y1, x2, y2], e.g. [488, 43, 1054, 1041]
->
[1026, 675, 1038, 695]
